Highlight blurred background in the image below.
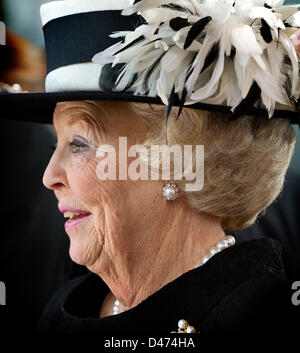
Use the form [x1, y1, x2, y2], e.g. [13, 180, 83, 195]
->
[3, 0, 51, 48]
[0, 0, 299, 333]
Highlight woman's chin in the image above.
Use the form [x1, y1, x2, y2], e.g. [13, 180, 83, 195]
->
[68, 240, 95, 266]
[64, 218, 97, 265]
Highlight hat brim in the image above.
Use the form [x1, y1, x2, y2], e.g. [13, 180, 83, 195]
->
[0, 91, 299, 125]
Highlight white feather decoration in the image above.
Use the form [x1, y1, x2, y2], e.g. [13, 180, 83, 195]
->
[92, 0, 300, 119]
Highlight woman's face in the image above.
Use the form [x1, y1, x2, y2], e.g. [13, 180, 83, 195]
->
[43, 100, 160, 267]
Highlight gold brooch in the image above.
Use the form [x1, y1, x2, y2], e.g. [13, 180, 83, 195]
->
[171, 319, 199, 333]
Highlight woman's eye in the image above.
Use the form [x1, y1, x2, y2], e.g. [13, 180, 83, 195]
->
[50, 139, 90, 154]
[69, 139, 89, 154]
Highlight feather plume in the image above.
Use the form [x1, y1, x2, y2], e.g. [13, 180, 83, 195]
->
[184, 16, 212, 49]
[260, 18, 273, 43]
[92, 0, 300, 119]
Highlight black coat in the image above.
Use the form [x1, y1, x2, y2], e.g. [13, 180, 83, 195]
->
[38, 238, 298, 335]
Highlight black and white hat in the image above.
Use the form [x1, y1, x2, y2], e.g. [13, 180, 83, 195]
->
[0, 0, 300, 124]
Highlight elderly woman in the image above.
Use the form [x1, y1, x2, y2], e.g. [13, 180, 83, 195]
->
[40, 98, 296, 331]
[1, 0, 300, 334]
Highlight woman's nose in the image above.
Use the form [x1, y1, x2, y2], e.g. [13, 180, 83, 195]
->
[43, 153, 69, 191]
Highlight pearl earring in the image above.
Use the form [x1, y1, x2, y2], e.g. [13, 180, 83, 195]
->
[162, 183, 179, 201]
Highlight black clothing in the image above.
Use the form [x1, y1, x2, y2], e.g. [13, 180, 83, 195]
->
[38, 238, 298, 334]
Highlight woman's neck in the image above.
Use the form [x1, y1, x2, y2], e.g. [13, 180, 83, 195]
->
[88, 199, 225, 313]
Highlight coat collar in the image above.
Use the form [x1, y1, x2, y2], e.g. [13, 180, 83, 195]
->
[59, 238, 285, 334]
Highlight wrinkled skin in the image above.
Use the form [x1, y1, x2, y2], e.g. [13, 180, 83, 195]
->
[43, 100, 225, 313]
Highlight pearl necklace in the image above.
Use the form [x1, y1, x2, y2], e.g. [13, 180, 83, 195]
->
[112, 235, 235, 315]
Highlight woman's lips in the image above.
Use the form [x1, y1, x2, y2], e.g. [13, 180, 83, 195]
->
[59, 206, 90, 214]
[58, 206, 92, 230]
[64, 213, 92, 230]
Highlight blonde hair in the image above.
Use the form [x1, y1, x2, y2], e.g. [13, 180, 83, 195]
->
[130, 102, 296, 230]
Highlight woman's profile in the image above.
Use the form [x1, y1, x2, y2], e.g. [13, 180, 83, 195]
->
[1, 0, 300, 334]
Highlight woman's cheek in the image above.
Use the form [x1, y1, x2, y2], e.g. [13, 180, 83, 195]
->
[69, 157, 101, 204]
